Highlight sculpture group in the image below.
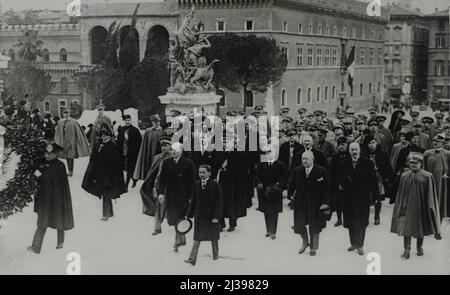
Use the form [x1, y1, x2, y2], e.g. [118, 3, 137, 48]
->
[169, 10, 218, 93]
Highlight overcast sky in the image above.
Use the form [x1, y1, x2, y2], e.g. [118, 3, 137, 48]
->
[1, 0, 448, 13]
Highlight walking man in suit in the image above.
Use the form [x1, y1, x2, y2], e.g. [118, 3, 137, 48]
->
[340, 142, 379, 255]
[288, 151, 330, 256]
[185, 165, 223, 266]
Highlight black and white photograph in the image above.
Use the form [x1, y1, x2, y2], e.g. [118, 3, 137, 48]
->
[0, 0, 449, 281]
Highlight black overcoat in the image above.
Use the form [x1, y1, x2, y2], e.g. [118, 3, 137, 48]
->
[288, 165, 331, 235]
[340, 156, 379, 229]
[255, 161, 288, 214]
[156, 156, 196, 225]
[187, 179, 223, 241]
[116, 125, 142, 174]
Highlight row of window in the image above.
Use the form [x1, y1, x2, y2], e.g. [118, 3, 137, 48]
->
[215, 19, 382, 40]
[280, 85, 338, 107]
[44, 99, 80, 116]
[1, 48, 68, 62]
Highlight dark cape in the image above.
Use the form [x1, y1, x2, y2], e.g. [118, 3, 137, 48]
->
[116, 125, 143, 174]
[187, 179, 223, 241]
[391, 170, 441, 238]
[140, 152, 171, 216]
[82, 141, 126, 199]
[133, 127, 164, 180]
[34, 159, 74, 230]
[217, 152, 252, 219]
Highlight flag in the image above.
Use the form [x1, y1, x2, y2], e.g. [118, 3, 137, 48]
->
[66, 0, 81, 17]
[346, 46, 355, 88]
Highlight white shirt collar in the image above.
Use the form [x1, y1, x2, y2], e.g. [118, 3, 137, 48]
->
[305, 165, 314, 174]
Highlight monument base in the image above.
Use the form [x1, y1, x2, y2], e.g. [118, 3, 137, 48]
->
[159, 91, 221, 121]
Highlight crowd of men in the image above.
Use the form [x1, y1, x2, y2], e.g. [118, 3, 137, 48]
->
[7, 99, 446, 265]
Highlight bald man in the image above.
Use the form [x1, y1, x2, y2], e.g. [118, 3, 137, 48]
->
[288, 151, 330, 256]
[157, 142, 196, 252]
[340, 142, 379, 256]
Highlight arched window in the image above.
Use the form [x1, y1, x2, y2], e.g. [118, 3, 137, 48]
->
[43, 101, 50, 113]
[362, 30, 366, 39]
[369, 83, 372, 94]
[360, 83, 364, 96]
[245, 90, 254, 107]
[61, 77, 69, 94]
[217, 89, 225, 107]
[326, 25, 330, 36]
[316, 86, 321, 103]
[42, 48, 49, 62]
[281, 89, 287, 107]
[307, 88, 312, 104]
[60, 48, 67, 62]
[343, 27, 347, 38]
[324, 86, 329, 101]
[318, 24, 322, 35]
[332, 85, 336, 100]
[352, 28, 356, 38]
[297, 88, 302, 105]
[8, 49, 15, 61]
[309, 23, 314, 34]
[333, 26, 338, 36]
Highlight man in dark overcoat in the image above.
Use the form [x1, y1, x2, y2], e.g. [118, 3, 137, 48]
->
[117, 114, 143, 190]
[256, 148, 288, 239]
[185, 165, 223, 266]
[330, 137, 349, 227]
[340, 142, 379, 256]
[82, 124, 126, 221]
[157, 142, 196, 252]
[28, 143, 74, 254]
[288, 151, 330, 256]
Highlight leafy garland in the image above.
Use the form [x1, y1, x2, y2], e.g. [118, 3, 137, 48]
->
[0, 119, 46, 218]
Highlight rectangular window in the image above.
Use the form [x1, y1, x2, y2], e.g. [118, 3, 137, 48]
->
[393, 61, 400, 73]
[360, 48, 365, 66]
[360, 83, 363, 96]
[281, 43, 289, 66]
[435, 61, 444, 76]
[369, 48, 374, 66]
[378, 48, 383, 65]
[435, 86, 443, 98]
[282, 21, 288, 32]
[43, 101, 50, 113]
[216, 20, 225, 32]
[245, 19, 254, 31]
[394, 28, 402, 41]
[331, 48, 337, 66]
[58, 99, 67, 117]
[298, 23, 303, 33]
[296, 44, 303, 67]
[324, 48, 330, 66]
[316, 48, 322, 66]
[436, 34, 446, 48]
[307, 47, 313, 67]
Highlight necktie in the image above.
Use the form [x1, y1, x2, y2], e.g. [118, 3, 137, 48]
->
[353, 160, 357, 169]
[201, 180, 207, 190]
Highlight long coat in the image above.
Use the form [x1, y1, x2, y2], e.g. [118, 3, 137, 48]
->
[391, 170, 441, 238]
[190, 149, 223, 180]
[140, 152, 171, 216]
[133, 127, 164, 180]
[187, 179, 223, 241]
[424, 149, 450, 218]
[255, 161, 288, 214]
[156, 156, 196, 226]
[217, 152, 251, 219]
[54, 118, 90, 159]
[364, 148, 394, 200]
[288, 165, 331, 235]
[278, 141, 303, 174]
[82, 141, 126, 200]
[330, 152, 349, 212]
[35, 159, 74, 230]
[340, 156, 379, 229]
[116, 125, 143, 174]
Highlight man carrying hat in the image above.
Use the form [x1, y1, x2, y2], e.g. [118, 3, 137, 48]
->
[90, 103, 114, 147]
[391, 152, 441, 260]
[424, 133, 450, 225]
[140, 136, 173, 236]
[134, 114, 165, 181]
[28, 143, 74, 254]
[82, 124, 126, 221]
[117, 114, 143, 191]
[54, 108, 90, 177]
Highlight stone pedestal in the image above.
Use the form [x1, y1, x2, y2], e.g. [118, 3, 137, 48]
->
[159, 90, 221, 121]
